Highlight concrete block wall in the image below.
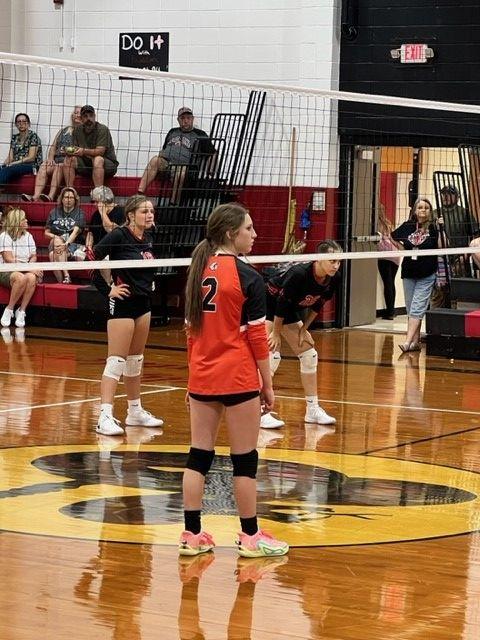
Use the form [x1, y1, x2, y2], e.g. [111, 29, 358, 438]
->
[0, 0, 341, 187]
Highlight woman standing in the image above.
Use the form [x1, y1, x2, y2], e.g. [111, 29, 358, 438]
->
[391, 197, 441, 352]
[44, 187, 86, 283]
[0, 113, 42, 188]
[180, 203, 288, 557]
[260, 240, 341, 429]
[377, 205, 401, 320]
[22, 106, 82, 202]
[0, 208, 42, 328]
[92, 194, 163, 436]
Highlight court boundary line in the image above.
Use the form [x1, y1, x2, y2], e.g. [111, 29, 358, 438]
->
[0, 370, 175, 389]
[362, 424, 480, 455]
[0, 387, 179, 414]
[1, 369, 478, 417]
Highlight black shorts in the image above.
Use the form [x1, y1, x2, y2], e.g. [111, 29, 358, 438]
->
[76, 156, 118, 177]
[108, 295, 151, 320]
[265, 292, 301, 325]
[188, 390, 260, 407]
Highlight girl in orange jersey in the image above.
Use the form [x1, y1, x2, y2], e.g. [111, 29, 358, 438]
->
[180, 203, 289, 558]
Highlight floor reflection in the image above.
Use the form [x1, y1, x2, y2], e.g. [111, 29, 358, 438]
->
[177, 554, 288, 640]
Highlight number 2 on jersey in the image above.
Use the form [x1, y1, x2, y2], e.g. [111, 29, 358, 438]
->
[202, 276, 218, 312]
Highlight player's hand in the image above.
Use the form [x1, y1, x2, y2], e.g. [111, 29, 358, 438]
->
[260, 385, 275, 412]
[298, 325, 314, 347]
[267, 330, 281, 352]
[109, 283, 130, 299]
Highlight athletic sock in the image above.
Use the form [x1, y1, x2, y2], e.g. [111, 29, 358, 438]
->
[127, 399, 142, 412]
[305, 395, 319, 407]
[240, 516, 258, 536]
[184, 510, 202, 535]
[100, 403, 113, 416]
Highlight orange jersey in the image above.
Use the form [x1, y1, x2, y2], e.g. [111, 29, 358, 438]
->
[187, 254, 269, 395]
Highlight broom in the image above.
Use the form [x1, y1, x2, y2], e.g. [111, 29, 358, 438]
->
[282, 127, 297, 253]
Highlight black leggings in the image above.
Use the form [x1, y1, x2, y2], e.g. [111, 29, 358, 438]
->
[378, 259, 399, 316]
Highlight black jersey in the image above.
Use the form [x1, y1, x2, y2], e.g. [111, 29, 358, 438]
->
[266, 261, 339, 318]
[92, 226, 156, 297]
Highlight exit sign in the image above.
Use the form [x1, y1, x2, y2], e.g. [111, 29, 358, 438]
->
[400, 43, 431, 64]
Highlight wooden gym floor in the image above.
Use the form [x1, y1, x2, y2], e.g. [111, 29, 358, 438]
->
[1, 322, 480, 639]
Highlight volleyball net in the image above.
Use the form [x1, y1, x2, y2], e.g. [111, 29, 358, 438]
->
[1, 52, 480, 274]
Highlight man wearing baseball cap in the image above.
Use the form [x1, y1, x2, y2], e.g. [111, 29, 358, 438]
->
[62, 105, 118, 191]
[138, 106, 216, 201]
[431, 184, 480, 307]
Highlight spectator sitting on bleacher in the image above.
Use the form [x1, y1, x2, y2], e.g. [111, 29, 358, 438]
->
[62, 105, 118, 192]
[44, 187, 86, 284]
[85, 186, 125, 247]
[0, 207, 42, 328]
[137, 106, 216, 203]
[0, 113, 42, 190]
[22, 106, 82, 203]
[85, 186, 124, 286]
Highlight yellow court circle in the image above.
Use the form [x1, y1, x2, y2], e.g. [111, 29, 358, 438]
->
[0, 444, 479, 547]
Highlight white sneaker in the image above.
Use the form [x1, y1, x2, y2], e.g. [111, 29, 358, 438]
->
[1, 307, 14, 327]
[304, 405, 336, 425]
[1, 327, 13, 344]
[125, 408, 164, 427]
[14, 309, 26, 328]
[96, 413, 124, 436]
[260, 412, 285, 429]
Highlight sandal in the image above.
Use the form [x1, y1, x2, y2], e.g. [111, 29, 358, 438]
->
[38, 194, 52, 202]
[21, 193, 33, 202]
[62, 275, 71, 284]
[409, 343, 421, 352]
[399, 343, 411, 353]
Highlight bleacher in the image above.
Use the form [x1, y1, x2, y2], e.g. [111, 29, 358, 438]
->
[0, 90, 267, 327]
[0, 175, 165, 327]
[426, 145, 480, 359]
[426, 278, 480, 359]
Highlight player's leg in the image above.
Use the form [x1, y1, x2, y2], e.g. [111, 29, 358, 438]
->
[96, 317, 135, 436]
[282, 321, 336, 425]
[179, 396, 222, 555]
[259, 318, 284, 429]
[225, 394, 288, 557]
[123, 311, 163, 428]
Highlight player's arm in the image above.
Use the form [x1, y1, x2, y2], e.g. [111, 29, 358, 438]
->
[242, 267, 275, 410]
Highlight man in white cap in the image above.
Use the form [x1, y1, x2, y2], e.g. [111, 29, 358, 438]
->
[138, 107, 216, 202]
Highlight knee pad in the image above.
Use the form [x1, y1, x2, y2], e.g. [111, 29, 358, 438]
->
[230, 449, 258, 479]
[269, 351, 281, 375]
[103, 356, 126, 381]
[186, 447, 215, 476]
[298, 347, 318, 374]
[124, 354, 144, 377]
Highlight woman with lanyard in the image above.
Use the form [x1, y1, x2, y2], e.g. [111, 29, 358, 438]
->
[260, 240, 341, 430]
[92, 194, 163, 436]
[391, 197, 442, 353]
[180, 203, 288, 558]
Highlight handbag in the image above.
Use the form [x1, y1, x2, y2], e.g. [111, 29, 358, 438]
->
[378, 234, 401, 264]
[378, 234, 397, 252]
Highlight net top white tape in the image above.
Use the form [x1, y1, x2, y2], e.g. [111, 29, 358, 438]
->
[0, 246, 478, 273]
